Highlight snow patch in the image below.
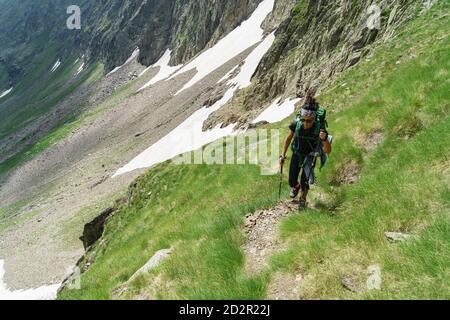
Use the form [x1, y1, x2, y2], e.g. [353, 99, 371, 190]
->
[50, 59, 61, 73]
[108, 47, 140, 76]
[138, 49, 183, 91]
[228, 32, 275, 88]
[252, 97, 301, 124]
[114, 86, 237, 177]
[124, 48, 140, 64]
[0, 88, 13, 99]
[75, 62, 85, 76]
[0, 260, 60, 300]
[108, 66, 121, 75]
[113, 31, 276, 177]
[168, 0, 275, 95]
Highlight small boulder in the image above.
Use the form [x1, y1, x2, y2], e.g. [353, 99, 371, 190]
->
[248, 121, 269, 129]
[384, 232, 417, 242]
[113, 248, 172, 298]
[366, 265, 382, 290]
[127, 248, 172, 283]
[342, 275, 363, 293]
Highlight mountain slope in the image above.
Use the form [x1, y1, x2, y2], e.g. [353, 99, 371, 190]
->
[204, 0, 422, 129]
[0, 0, 268, 178]
[1, 0, 289, 294]
[78, 0, 264, 68]
[0, 0, 264, 91]
[58, 2, 449, 299]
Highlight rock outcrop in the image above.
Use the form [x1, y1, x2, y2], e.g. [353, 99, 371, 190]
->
[79, 207, 116, 250]
[75, 0, 264, 70]
[205, 0, 421, 128]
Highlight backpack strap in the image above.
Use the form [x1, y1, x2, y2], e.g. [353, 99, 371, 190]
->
[292, 120, 321, 155]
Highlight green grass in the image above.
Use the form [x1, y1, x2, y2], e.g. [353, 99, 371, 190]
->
[270, 4, 450, 299]
[0, 41, 75, 137]
[58, 162, 279, 300]
[59, 4, 449, 300]
[0, 59, 148, 180]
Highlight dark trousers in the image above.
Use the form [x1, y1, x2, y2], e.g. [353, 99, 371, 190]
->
[289, 153, 310, 191]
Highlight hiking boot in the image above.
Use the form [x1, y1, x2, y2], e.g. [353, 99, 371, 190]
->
[298, 199, 307, 211]
[290, 184, 301, 198]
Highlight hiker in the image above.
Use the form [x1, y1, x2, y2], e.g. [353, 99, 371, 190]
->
[279, 89, 332, 210]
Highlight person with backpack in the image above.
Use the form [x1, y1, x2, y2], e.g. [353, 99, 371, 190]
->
[279, 89, 332, 210]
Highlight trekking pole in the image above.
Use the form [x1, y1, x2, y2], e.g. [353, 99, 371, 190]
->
[305, 137, 323, 184]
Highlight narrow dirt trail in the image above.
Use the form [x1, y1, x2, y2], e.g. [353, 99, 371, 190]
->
[243, 198, 325, 300]
[243, 200, 297, 275]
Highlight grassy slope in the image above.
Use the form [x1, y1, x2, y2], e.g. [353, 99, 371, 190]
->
[0, 65, 142, 230]
[0, 64, 104, 178]
[1, 41, 75, 137]
[59, 4, 449, 300]
[0, 52, 104, 178]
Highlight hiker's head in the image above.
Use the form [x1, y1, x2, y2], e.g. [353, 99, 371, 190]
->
[295, 83, 319, 112]
[303, 85, 318, 109]
[300, 108, 315, 129]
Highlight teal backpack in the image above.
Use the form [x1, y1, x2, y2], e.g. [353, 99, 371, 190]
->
[291, 105, 329, 168]
[292, 106, 327, 150]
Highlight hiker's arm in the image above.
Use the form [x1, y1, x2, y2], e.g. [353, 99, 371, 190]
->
[322, 139, 332, 154]
[282, 130, 294, 158]
[320, 131, 332, 155]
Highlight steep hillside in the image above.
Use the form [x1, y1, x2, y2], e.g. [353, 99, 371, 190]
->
[0, 0, 264, 90]
[78, 0, 264, 69]
[0, 0, 269, 175]
[0, 0, 93, 124]
[58, 2, 449, 299]
[1, 0, 288, 295]
[0, 0, 83, 90]
[205, 0, 422, 128]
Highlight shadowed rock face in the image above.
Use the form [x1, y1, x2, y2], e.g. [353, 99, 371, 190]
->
[79, 207, 115, 250]
[86, 0, 263, 69]
[67, 0, 264, 70]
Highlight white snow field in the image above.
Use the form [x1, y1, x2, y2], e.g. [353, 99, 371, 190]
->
[0, 87, 13, 99]
[108, 47, 140, 76]
[0, 260, 60, 300]
[252, 97, 301, 124]
[168, 0, 275, 95]
[50, 59, 61, 73]
[138, 49, 183, 91]
[113, 30, 276, 177]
